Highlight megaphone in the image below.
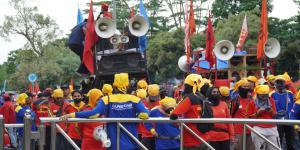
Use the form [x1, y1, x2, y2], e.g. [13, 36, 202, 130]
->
[93, 126, 111, 148]
[110, 36, 120, 44]
[264, 38, 280, 58]
[214, 40, 235, 60]
[178, 55, 192, 72]
[95, 17, 116, 38]
[120, 35, 129, 43]
[129, 15, 149, 37]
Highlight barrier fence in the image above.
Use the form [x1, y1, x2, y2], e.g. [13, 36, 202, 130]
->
[1, 117, 300, 150]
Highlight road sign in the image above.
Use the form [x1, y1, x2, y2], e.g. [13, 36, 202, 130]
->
[28, 73, 37, 82]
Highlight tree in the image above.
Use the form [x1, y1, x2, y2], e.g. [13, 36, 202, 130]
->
[212, 0, 273, 23]
[269, 14, 300, 77]
[6, 38, 81, 90]
[0, 0, 59, 57]
[147, 28, 205, 82]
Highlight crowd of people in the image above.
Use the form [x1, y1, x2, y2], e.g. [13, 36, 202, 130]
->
[1, 72, 300, 150]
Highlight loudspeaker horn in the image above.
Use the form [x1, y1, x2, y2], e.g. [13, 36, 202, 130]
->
[120, 35, 129, 43]
[129, 15, 149, 37]
[110, 36, 120, 45]
[178, 55, 192, 72]
[95, 17, 116, 38]
[214, 40, 235, 60]
[264, 38, 280, 58]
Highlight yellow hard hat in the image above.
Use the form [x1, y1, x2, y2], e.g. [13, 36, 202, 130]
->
[147, 84, 160, 96]
[283, 72, 291, 82]
[247, 76, 258, 84]
[254, 85, 270, 95]
[266, 75, 275, 82]
[275, 75, 286, 82]
[219, 86, 230, 97]
[159, 97, 176, 108]
[87, 89, 103, 107]
[137, 80, 148, 90]
[184, 74, 201, 87]
[113, 73, 129, 93]
[136, 89, 147, 99]
[102, 84, 113, 95]
[234, 79, 249, 92]
[16, 93, 28, 105]
[52, 89, 64, 98]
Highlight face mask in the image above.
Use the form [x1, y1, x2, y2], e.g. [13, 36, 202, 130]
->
[54, 99, 63, 106]
[275, 81, 285, 91]
[165, 108, 174, 114]
[238, 87, 249, 98]
[74, 98, 82, 104]
[209, 94, 220, 106]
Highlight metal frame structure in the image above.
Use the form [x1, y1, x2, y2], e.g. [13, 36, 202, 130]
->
[2, 117, 298, 150]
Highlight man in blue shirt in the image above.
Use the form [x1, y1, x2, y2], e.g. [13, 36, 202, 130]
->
[61, 73, 149, 150]
[145, 97, 180, 150]
[15, 93, 37, 150]
[270, 75, 295, 150]
[68, 20, 89, 74]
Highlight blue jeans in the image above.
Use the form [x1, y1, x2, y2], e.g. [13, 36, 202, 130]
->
[7, 127, 17, 148]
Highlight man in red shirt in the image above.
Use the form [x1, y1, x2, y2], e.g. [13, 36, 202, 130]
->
[78, 89, 105, 150]
[170, 74, 207, 149]
[230, 79, 254, 150]
[65, 90, 86, 149]
[206, 87, 234, 150]
[49, 89, 70, 150]
[246, 85, 280, 150]
[0, 94, 17, 148]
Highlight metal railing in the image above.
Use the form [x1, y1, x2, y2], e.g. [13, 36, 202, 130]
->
[2, 117, 299, 150]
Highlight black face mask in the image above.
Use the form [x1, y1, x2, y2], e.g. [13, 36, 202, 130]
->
[73, 98, 82, 104]
[183, 84, 193, 95]
[275, 81, 285, 91]
[238, 87, 249, 98]
[149, 99, 156, 103]
[165, 108, 174, 114]
[54, 99, 63, 106]
[200, 83, 210, 97]
[209, 94, 221, 106]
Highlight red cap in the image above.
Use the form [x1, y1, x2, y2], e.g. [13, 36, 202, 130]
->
[101, 3, 109, 12]
[3, 94, 10, 101]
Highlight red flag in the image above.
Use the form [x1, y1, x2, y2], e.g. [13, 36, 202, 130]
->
[236, 15, 248, 51]
[28, 83, 33, 93]
[69, 79, 74, 93]
[130, 6, 135, 18]
[34, 81, 40, 94]
[189, 0, 196, 36]
[205, 13, 215, 68]
[257, 0, 268, 60]
[83, 0, 97, 74]
[184, 0, 191, 64]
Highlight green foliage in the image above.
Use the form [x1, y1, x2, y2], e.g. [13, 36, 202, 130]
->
[270, 14, 300, 77]
[7, 38, 80, 90]
[147, 28, 206, 82]
[0, 0, 59, 57]
[212, 0, 273, 23]
[214, 9, 260, 48]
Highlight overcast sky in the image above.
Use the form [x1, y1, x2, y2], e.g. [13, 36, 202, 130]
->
[0, 0, 299, 64]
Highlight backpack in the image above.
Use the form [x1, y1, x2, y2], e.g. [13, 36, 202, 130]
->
[185, 94, 214, 133]
[197, 99, 214, 133]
